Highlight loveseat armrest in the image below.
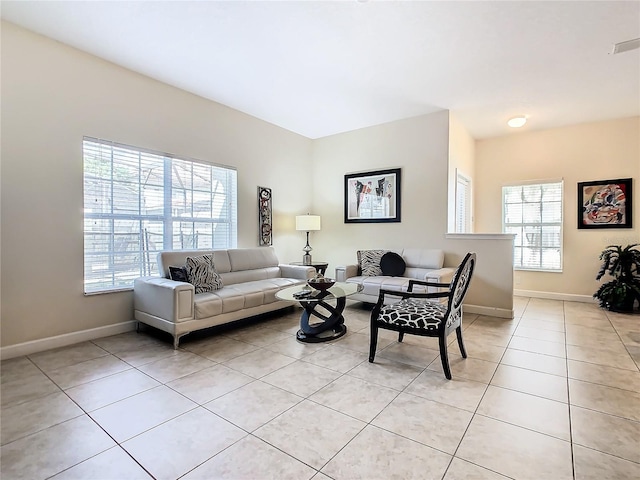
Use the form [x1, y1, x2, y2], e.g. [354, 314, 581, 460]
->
[424, 267, 456, 284]
[279, 264, 316, 280]
[134, 277, 195, 323]
[335, 264, 359, 282]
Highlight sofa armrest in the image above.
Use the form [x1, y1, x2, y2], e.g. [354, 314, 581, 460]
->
[134, 277, 195, 323]
[279, 264, 316, 280]
[335, 264, 359, 282]
[424, 267, 456, 284]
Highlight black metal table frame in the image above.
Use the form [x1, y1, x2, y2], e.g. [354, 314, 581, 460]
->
[296, 291, 347, 343]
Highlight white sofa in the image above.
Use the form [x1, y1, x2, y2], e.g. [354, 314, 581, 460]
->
[134, 247, 315, 348]
[335, 248, 456, 304]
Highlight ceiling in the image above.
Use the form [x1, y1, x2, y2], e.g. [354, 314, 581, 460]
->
[2, 1, 639, 140]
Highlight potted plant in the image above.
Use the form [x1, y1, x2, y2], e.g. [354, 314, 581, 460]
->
[593, 244, 640, 312]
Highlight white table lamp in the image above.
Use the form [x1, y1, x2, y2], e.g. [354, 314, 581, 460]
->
[295, 214, 321, 265]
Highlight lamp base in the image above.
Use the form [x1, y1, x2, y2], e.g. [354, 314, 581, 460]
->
[303, 254, 312, 266]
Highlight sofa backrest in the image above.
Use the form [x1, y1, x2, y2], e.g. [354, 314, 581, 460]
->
[157, 247, 280, 282]
[401, 248, 444, 278]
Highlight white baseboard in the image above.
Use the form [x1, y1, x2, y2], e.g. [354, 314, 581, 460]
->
[464, 304, 514, 319]
[0, 321, 137, 360]
[514, 289, 597, 303]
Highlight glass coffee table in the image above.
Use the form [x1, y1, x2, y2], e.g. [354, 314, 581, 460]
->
[276, 282, 363, 343]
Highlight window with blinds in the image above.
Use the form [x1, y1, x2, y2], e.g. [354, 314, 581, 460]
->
[455, 172, 471, 233]
[502, 180, 563, 272]
[83, 138, 238, 294]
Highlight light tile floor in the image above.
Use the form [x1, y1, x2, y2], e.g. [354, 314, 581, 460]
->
[2, 297, 640, 479]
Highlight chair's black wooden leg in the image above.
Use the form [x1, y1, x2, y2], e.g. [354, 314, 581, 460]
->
[369, 324, 378, 362]
[398, 332, 404, 343]
[456, 326, 467, 358]
[439, 334, 452, 379]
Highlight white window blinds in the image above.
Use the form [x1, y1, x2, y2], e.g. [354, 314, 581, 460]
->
[503, 180, 563, 272]
[83, 138, 238, 294]
[455, 172, 472, 233]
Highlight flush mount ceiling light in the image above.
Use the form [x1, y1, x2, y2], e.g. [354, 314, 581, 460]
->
[611, 38, 640, 55]
[507, 116, 527, 128]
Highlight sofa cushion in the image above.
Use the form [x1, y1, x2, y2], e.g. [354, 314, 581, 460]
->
[194, 277, 303, 319]
[380, 252, 406, 277]
[186, 254, 223, 294]
[357, 250, 387, 276]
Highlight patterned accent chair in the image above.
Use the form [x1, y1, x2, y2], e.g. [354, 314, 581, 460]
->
[369, 252, 476, 379]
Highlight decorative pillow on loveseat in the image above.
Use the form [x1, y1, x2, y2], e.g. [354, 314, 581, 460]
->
[185, 254, 223, 293]
[357, 250, 387, 276]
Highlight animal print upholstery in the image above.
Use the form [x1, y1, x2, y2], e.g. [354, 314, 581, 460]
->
[186, 254, 223, 293]
[357, 250, 387, 276]
[377, 298, 447, 331]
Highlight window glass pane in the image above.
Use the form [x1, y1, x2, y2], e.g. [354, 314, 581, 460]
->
[504, 203, 523, 224]
[542, 184, 562, 201]
[542, 248, 561, 270]
[541, 226, 561, 247]
[84, 179, 112, 214]
[192, 163, 212, 191]
[172, 159, 192, 189]
[141, 185, 164, 216]
[523, 226, 541, 247]
[173, 188, 192, 217]
[194, 222, 213, 249]
[522, 202, 541, 223]
[193, 190, 212, 218]
[504, 186, 522, 204]
[112, 182, 140, 215]
[521, 247, 541, 268]
[522, 185, 541, 202]
[542, 201, 562, 223]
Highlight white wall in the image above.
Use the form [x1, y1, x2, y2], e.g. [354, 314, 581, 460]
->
[310, 111, 514, 316]
[448, 113, 476, 232]
[0, 22, 313, 347]
[475, 117, 640, 299]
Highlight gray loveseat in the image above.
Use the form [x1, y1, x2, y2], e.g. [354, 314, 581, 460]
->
[335, 248, 456, 304]
[134, 247, 314, 347]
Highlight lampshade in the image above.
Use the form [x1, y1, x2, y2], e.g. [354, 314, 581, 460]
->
[296, 215, 321, 231]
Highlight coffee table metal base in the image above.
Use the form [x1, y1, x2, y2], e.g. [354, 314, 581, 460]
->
[296, 296, 348, 343]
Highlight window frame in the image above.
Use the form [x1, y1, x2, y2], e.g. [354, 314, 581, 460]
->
[83, 137, 238, 294]
[502, 179, 564, 273]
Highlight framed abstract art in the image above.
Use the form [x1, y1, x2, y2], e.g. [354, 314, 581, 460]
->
[577, 178, 632, 229]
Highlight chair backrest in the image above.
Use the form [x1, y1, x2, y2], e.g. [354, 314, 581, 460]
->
[445, 252, 476, 317]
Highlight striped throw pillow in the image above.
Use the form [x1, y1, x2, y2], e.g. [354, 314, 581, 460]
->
[185, 254, 223, 293]
[357, 250, 387, 276]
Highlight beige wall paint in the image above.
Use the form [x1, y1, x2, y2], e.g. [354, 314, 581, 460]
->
[475, 117, 640, 298]
[448, 114, 476, 232]
[1, 22, 313, 347]
[310, 112, 513, 315]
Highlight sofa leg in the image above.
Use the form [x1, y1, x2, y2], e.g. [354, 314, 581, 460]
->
[173, 336, 180, 350]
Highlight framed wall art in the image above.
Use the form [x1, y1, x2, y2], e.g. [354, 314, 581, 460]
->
[344, 168, 401, 223]
[258, 186, 273, 245]
[577, 178, 632, 229]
